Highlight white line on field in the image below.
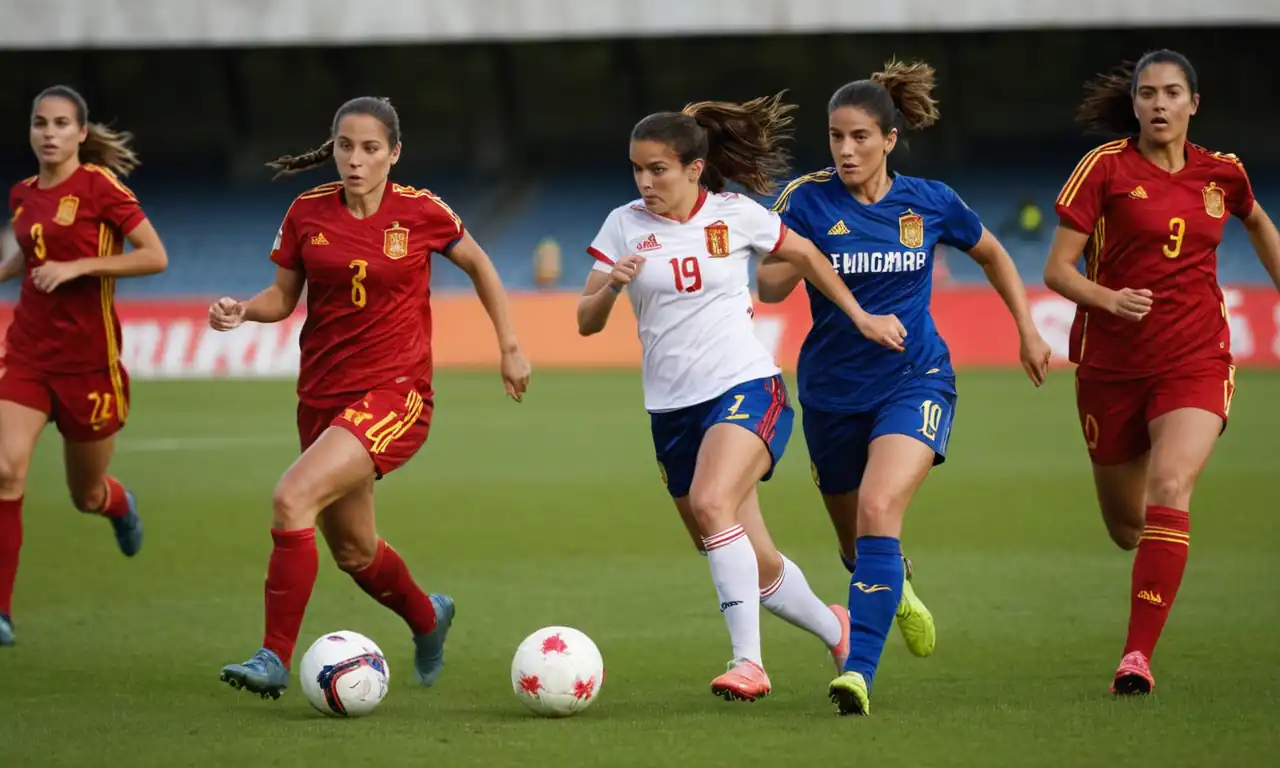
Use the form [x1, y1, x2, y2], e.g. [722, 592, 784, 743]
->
[117, 436, 294, 452]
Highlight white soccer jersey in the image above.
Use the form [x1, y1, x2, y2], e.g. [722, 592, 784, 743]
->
[589, 189, 787, 412]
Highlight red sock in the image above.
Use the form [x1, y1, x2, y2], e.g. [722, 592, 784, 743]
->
[95, 477, 131, 519]
[351, 539, 437, 635]
[262, 528, 319, 667]
[1123, 505, 1191, 659]
[0, 498, 22, 617]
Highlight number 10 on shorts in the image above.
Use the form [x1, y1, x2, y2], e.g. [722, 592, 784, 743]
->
[918, 399, 944, 441]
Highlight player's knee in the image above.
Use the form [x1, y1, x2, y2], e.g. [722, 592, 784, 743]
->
[1105, 519, 1143, 551]
[856, 493, 903, 536]
[688, 489, 736, 534]
[68, 482, 106, 513]
[1145, 469, 1193, 509]
[271, 481, 317, 530]
[0, 454, 30, 499]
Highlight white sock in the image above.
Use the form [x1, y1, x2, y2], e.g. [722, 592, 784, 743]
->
[761, 554, 842, 649]
[702, 525, 762, 665]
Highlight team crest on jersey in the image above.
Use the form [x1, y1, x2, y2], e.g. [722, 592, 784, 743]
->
[54, 195, 80, 226]
[898, 209, 924, 249]
[704, 220, 730, 258]
[1202, 183, 1226, 219]
[383, 221, 410, 260]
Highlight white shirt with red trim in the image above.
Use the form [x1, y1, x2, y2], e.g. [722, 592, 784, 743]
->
[588, 189, 787, 412]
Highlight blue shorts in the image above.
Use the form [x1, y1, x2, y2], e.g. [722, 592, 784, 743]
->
[650, 374, 794, 498]
[803, 376, 957, 496]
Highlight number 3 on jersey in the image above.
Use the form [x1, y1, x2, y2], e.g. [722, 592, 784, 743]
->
[670, 257, 703, 293]
[1163, 217, 1186, 259]
[30, 223, 46, 261]
[349, 259, 368, 308]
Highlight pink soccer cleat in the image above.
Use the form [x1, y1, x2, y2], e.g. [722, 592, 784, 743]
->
[1110, 650, 1155, 695]
[710, 659, 772, 702]
[828, 604, 851, 673]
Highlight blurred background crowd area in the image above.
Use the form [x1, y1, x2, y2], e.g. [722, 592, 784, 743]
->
[2, 0, 1276, 298]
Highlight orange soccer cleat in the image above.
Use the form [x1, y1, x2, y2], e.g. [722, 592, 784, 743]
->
[828, 604, 851, 673]
[1110, 650, 1155, 695]
[710, 659, 772, 702]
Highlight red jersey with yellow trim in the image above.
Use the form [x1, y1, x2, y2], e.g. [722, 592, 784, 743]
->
[271, 179, 464, 408]
[6, 164, 145, 374]
[1055, 139, 1255, 379]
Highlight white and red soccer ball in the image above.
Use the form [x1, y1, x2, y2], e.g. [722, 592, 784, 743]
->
[511, 626, 604, 717]
[299, 630, 390, 718]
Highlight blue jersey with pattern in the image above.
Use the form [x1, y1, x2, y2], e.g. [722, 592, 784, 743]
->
[772, 170, 984, 412]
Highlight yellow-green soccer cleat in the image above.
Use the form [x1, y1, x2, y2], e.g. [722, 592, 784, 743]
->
[828, 670, 871, 716]
[896, 571, 936, 658]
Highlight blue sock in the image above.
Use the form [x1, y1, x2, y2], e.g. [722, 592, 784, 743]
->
[843, 536, 904, 687]
[840, 553, 856, 575]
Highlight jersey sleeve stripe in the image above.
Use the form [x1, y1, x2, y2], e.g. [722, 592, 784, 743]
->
[1056, 140, 1127, 208]
[587, 246, 615, 266]
[769, 222, 789, 254]
[97, 223, 129, 422]
[85, 164, 137, 201]
[770, 169, 834, 213]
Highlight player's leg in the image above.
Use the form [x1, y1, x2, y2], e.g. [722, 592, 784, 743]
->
[1077, 372, 1152, 549]
[317, 479, 453, 687]
[220, 423, 376, 699]
[804, 407, 934, 660]
[828, 384, 953, 716]
[51, 371, 141, 556]
[736, 489, 848, 671]
[0, 388, 52, 647]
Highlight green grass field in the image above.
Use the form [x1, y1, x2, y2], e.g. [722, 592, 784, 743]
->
[2, 370, 1277, 767]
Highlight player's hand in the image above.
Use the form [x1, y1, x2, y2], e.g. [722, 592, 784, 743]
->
[500, 347, 531, 403]
[609, 255, 646, 289]
[855, 313, 907, 352]
[1019, 331, 1052, 387]
[208, 297, 246, 331]
[30, 259, 86, 293]
[1107, 287, 1153, 322]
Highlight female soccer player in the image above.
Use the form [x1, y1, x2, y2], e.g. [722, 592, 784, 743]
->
[0, 86, 168, 648]
[579, 94, 904, 702]
[757, 60, 1051, 715]
[212, 96, 530, 700]
[1044, 50, 1280, 695]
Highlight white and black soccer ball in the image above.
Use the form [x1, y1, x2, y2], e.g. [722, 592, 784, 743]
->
[511, 626, 604, 717]
[299, 630, 390, 717]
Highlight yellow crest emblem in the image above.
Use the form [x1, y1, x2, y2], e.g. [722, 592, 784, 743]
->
[898, 210, 924, 249]
[54, 195, 80, 226]
[382, 221, 410, 260]
[704, 220, 730, 258]
[1202, 183, 1226, 219]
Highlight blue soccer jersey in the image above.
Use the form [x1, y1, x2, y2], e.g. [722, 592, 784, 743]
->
[772, 170, 984, 412]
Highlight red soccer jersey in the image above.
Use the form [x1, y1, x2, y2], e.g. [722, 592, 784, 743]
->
[1055, 138, 1255, 379]
[271, 180, 465, 408]
[6, 164, 146, 374]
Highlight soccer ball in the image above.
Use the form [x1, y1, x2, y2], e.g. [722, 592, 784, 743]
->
[510, 626, 604, 717]
[299, 630, 390, 717]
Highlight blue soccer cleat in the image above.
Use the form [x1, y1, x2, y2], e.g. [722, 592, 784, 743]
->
[413, 594, 455, 687]
[220, 648, 290, 699]
[108, 491, 144, 558]
[0, 613, 13, 647]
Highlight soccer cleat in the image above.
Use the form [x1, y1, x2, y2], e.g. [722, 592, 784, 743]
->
[0, 613, 13, 647]
[829, 670, 871, 716]
[109, 491, 144, 558]
[710, 659, 772, 702]
[1110, 650, 1155, 695]
[896, 577, 936, 658]
[828, 604, 851, 673]
[220, 648, 290, 699]
[412, 593, 455, 687]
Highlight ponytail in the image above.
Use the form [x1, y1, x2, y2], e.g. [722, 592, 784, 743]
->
[1075, 62, 1140, 137]
[266, 96, 400, 181]
[679, 93, 796, 195]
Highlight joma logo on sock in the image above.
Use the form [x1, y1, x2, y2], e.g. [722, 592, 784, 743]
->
[853, 582, 890, 594]
[1136, 590, 1164, 606]
[719, 600, 743, 613]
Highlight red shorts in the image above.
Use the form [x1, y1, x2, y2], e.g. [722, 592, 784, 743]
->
[297, 382, 434, 478]
[1075, 359, 1236, 466]
[0, 360, 130, 441]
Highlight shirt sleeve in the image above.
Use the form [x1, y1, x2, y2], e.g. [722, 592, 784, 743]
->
[93, 169, 146, 235]
[588, 208, 627, 275]
[737, 197, 788, 255]
[1224, 156, 1257, 220]
[419, 191, 466, 253]
[1055, 149, 1109, 235]
[938, 184, 984, 251]
[270, 204, 303, 271]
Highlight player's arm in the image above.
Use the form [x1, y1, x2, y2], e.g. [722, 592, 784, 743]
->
[1241, 203, 1280, 294]
[442, 231, 530, 401]
[1043, 226, 1151, 322]
[210, 266, 305, 331]
[0, 227, 21, 283]
[964, 228, 1050, 385]
[755, 253, 801, 303]
[75, 219, 168, 278]
[577, 256, 641, 336]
